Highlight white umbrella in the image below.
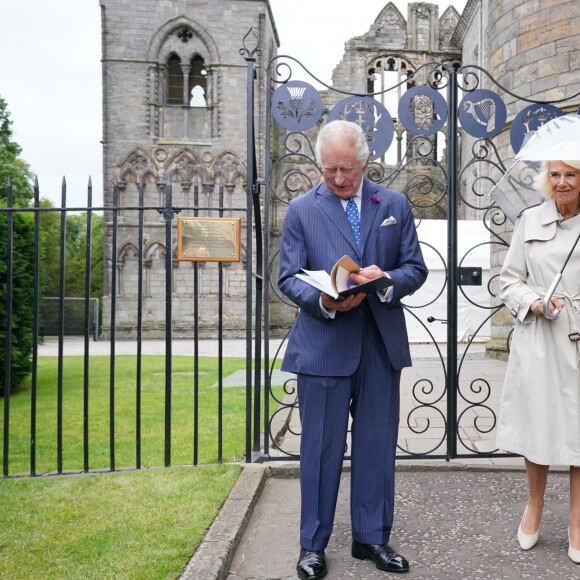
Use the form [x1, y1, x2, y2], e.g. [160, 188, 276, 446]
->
[490, 114, 580, 223]
[490, 114, 580, 319]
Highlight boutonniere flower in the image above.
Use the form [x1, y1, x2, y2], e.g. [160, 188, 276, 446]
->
[370, 195, 380, 203]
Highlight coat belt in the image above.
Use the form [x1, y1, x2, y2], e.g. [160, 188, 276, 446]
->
[560, 295, 580, 344]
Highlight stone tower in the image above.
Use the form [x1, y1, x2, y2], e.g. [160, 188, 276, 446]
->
[99, 0, 278, 338]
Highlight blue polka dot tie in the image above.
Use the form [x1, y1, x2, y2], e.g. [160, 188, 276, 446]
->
[346, 197, 361, 251]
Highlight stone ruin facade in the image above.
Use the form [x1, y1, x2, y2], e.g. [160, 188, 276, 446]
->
[100, 0, 580, 344]
[99, 0, 278, 338]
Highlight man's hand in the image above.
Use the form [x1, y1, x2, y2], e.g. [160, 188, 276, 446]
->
[321, 291, 365, 312]
[349, 265, 386, 285]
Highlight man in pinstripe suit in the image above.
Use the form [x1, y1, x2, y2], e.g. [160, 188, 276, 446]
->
[278, 120, 427, 579]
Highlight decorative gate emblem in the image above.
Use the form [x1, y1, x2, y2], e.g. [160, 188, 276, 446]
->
[271, 81, 323, 131]
[398, 86, 447, 136]
[327, 96, 394, 161]
[459, 89, 507, 138]
[510, 103, 564, 154]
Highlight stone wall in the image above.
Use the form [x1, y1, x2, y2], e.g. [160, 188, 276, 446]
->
[455, 0, 580, 358]
[99, 0, 580, 342]
[99, 0, 278, 338]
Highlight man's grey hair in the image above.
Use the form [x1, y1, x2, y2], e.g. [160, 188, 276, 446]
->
[534, 160, 580, 198]
[315, 120, 370, 167]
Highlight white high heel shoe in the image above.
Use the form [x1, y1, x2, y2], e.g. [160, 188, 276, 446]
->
[517, 507, 539, 550]
[568, 528, 580, 564]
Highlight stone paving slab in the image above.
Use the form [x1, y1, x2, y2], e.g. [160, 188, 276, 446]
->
[226, 465, 580, 580]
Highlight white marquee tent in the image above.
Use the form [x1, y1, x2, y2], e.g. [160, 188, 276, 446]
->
[404, 220, 493, 344]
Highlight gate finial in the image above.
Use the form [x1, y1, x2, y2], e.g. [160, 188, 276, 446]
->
[240, 28, 261, 60]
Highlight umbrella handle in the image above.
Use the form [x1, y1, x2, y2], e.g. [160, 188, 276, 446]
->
[542, 273, 562, 319]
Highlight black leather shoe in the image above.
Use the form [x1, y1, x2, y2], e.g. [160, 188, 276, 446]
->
[352, 540, 409, 573]
[296, 548, 327, 579]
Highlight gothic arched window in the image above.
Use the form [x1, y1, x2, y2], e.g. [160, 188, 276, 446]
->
[189, 55, 207, 107]
[167, 54, 184, 105]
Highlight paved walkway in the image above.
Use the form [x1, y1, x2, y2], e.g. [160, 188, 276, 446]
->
[221, 464, 579, 580]
[41, 339, 578, 578]
[178, 341, 580, 580]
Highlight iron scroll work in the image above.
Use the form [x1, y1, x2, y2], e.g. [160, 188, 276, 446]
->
[246, 33, 580, 462]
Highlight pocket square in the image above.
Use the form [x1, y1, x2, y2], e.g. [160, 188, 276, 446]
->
[381, 216, 397, 226]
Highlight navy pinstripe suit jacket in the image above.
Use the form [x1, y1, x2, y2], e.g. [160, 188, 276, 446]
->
[278, 177, 428, 376]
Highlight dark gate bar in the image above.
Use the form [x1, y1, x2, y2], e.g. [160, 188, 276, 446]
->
[83, 178, 93, 472]
[262, 68, 273, 461]
[218, 176, 224, 464]
[109, 179, 119, 471]
[446, 70, 459, 460]
[193, 177, 200, 466]
[162, 176, 174, 468]
[136, 176, 145, 469]
[242, 28, 260, 464]
[30, 178, 41, 476]
[2, 178, 13, 477]
[57, 179, 67, 474]
[252, 160, 263, 459]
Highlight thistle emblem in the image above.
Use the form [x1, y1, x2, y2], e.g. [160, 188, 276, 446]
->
[276, 85, 316, 125]
[288, 86, 306, 111]
[271, 81, 323, 131]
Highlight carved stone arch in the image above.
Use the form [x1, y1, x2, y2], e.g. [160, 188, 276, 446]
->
[367, 54, 416, 81]
[145, 241, 166, 261]
[118, 147, 158, 182]
[159, 35, 208, 69]
[117, 241, 140, 296]
[366, 53, 418, 98]
[210, 150, 247, 186]
[141, 241, 166, 297]
[120, 167, 139, 185]
[373, 2, 406, 30]
[118, 241, 139, 261]
[165, 148, 207, 183]
[148, 16, 219, 65]
[439, 6, 460, 50]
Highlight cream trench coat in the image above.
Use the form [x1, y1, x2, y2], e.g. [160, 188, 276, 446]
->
[496, 198, 580, 465]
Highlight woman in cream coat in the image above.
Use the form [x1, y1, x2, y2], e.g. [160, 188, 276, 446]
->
[496, 160, 580, 563]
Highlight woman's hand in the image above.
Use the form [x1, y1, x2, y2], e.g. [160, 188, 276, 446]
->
[531, 297, 563, 317]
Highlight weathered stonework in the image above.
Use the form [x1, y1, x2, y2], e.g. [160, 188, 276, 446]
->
[100, 0, 580, 345]
[99, 0, 278, 338]
[456, 0, 580, 357]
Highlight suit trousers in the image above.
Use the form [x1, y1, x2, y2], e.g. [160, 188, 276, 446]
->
[297, 304, 401, 550]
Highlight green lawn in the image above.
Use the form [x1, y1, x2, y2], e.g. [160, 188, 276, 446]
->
[0, 464, 241, 579]
[2, 355, 276, 474]
[0, 355, 284, 579]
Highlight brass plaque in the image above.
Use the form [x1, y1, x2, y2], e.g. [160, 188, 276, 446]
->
[177, 217, 241, 262]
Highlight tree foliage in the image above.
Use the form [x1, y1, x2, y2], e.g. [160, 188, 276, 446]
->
[0, 96, 105, 392]
[0, 97, 33, 207]
[40, 208, 104, 300]
[0, 96, 35, 391]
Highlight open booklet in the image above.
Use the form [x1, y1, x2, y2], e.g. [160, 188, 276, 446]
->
[295, 255, 396, 300]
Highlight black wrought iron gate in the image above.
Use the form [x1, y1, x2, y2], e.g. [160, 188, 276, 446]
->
[242, 29, 580, 462]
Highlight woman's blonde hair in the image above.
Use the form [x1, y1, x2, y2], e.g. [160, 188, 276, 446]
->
[534, 160, 580, 198]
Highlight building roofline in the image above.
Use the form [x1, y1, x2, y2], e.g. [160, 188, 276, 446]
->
[450, 0, 478, 47]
